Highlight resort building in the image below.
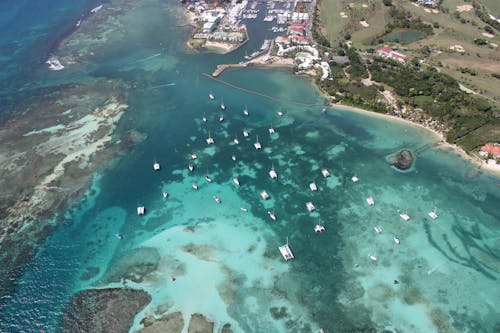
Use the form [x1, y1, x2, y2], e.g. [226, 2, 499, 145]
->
[479, 143, 500, 159]
[377, 46, 408, 63]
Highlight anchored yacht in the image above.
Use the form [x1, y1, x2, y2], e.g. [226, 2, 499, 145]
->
[321, 169, 330, 178]
[268, 211, 276, 221]
[278, 237, 294, 261]
[153, 162, 160, 171]
[269, 164, 278, 179]
[428, 207, 438, 219]
[306, 202, 316, 212]
[366, 196, 374, 206]
[137, 206, 145, 215]
[260, 191, 270, 200]
[254, 135, 262, 150]
[309, 181, 318, 191]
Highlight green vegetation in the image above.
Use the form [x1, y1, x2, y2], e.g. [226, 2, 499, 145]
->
[367, 57, 498, 149]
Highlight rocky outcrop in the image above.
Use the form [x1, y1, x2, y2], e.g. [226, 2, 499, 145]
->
[139, 312, 184, 333]
[59, 288, 151, 333]
[389, 150, 413, 170]
[188, 313, 214, 333]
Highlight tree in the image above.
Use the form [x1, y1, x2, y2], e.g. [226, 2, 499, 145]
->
[383, 0, 392, 6]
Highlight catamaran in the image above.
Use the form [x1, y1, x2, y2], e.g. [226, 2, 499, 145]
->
[309, 181, 318, 191]
[268, 126, 275, 134]
[191, 153, 197, 160]
[153, 161, 160, 171]
[374, 226, 383, 233]
[306, 201, 316, 212]
[260, 191, 270, 200]
[269, 164, 277, 179]
[268, 211, 276, 221]
[399, 210, 410, 221]
[233, 177, 240, 186]
[278, 237, 294, 261]
[366, 196, 375, 206]
[428, 207, 438, 219]
[231, 154, 237, 161]
[163, 192, 168, 198]
[202, 114, 207, 122]
[206, 132, 214, 145]
[352, 176, 359, 183]
[321, 169, 330, 178]
[137, 206, 145, 215]
[314, 224, 325, 233]
[254, 135, 262, 150]
[243, 129, 249, 137]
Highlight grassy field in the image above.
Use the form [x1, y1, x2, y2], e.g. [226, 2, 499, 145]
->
[350, 2, 390, 48]
[318, 0, 346, 44]
[481, 0, 500, 15]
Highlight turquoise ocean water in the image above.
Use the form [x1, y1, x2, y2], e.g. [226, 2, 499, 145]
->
[0, 0, 499, 332]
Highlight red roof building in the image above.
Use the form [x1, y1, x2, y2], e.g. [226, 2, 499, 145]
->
[275, 36, 290, 45]
[288, 26, 305, 36]
[290, 36, 308, 45]
[377, 46, 408, 63]
[480, 144, 500, 158]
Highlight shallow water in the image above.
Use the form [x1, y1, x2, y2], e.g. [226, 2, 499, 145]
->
[0, 1, 499, 332]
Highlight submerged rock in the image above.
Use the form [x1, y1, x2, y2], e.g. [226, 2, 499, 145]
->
[388, 150, 413, 170]
[60, 287, 151, 333]
[101, 247, 160, 283]
[188, 313, 214, 333]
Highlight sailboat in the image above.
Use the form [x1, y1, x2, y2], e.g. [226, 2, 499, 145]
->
[243, 129, 249, 137]
[220, 99, 226, 110]
[231, 153, 237, 161]
[202, 113, 207, 122]
[233, 135, 239, 144]
[268, 125, 275, 134]
[428, 207, 438, 219]
[219, 114, 224, 122]
[153, 161, 161, 171]
[206, 132, 214, 145]
[233, 177, 240, 186]
[268, 211, 276, 221]
[188, 163, 194, 172]
[278, 237, 294, 261]
[269, 164, 277, 179]
[243, 105, 249, 116]
[209, 93, 215, 100]
[254, 135, 262, 150]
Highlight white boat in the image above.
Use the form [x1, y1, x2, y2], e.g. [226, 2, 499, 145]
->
[314, 224, 325, 233]
[321, 169, 330, 178]
[268, 126, 275, 134]
[220, 102, 226, 110]
[163, 192, 168, 198]
[219, 115, 224, 122]
[202, 114, 207, 122]
[240, 207, 248, 212]
[394, 236, 401, 244]
[352, 176, 359, 183]
[233, 177, 240, 186]
[243, 106, 249, 116]
[374, 226, 383, 233]
[192, 183, 198, 190]
[366, 196, 374, 206]
[209, 93, 215, 100]
[191, 153, 197, 159]
[188, 163, 194, 172]
[321, 108, 327, 113]
[278, 237, 294, 261]
[115, 233, 123, 240]
[269, 164, 278, 179]
[268, 211, 276, 221]
[213, 195, 221, 204]
[306, 201, 316, 212]
[243, 129, 249, 137]
[309, 181, 317, 191]
[206, 133, 214, 145]
[428, 207, 438, 219]
[277, 111, 284, 116]
[153, 162, 160, 171]
[254, 135, 262, 150]
[260, 191, 270, 200]
[233, 136, 239, 144]
[231, 154, 237, 161]
[205, 175, 212, 183]
[369, 255, 377, 261]
[137, 206, 145, 215]
[399, 211, 410, 221]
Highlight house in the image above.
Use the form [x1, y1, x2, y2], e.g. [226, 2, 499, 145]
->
[377, 46, 408, 63]
[290, 36, 308, 45]
[480, 144, 500, 159]
[276, 36, 290, 45]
